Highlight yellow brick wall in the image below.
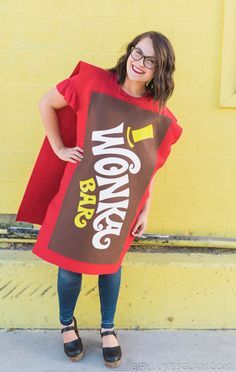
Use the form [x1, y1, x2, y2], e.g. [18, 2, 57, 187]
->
[1, 0, 234, 238]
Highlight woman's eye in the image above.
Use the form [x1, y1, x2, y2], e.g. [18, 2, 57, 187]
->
[133, 48, 142, 55]
[147, 58, 156, 66]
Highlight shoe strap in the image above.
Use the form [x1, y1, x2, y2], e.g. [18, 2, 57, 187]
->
[60, 316, 79, 335]
[61, 325, 74, 334]
[100, 329, 117, 338]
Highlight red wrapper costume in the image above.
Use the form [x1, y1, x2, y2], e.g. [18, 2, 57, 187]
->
[16, 60, 183, 275]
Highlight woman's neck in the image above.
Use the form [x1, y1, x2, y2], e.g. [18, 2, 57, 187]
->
[121, 76, 146, 98]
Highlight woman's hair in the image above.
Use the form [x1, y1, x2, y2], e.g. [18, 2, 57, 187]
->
[108, 31, 176, 113]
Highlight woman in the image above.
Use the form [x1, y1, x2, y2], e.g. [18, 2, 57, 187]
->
[16, 31, 183, 368]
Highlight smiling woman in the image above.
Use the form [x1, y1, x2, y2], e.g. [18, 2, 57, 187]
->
[130, 46, 158, 69]
[108, 30, 176, 111]
[125, 38, 157, 91]
[16, 30, 182, 367]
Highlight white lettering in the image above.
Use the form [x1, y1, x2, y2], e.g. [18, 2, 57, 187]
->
[91, 122, 141, 249]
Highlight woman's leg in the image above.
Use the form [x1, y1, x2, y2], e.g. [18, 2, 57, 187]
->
[98, 265, 122, 330]
[57, 267, 83, 326]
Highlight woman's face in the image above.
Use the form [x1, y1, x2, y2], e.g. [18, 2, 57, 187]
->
[126, 37, 157, 84]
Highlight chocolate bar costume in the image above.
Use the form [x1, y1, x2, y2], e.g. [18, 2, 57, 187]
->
[16, 60, 183, 275]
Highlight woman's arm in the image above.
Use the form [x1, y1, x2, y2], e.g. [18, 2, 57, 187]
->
[38, 87, 69, 154]
[141, 195, 151, 215]
[131, 177, 155, 237]
[38, 88, 83, 163]
[141, 176, 155, 215]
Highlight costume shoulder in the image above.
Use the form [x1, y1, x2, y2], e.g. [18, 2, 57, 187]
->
[149, 104, 183, 174]
[56, 60, 110, 112]
[73, 60, 111, 88]
[162, 105, 183, 145]
[71, 60, 109, 78]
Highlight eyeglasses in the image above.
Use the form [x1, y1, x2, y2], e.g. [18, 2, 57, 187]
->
[130, 47, 158, 70]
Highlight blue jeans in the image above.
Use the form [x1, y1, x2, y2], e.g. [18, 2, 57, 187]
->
[57, 266, 122, 328]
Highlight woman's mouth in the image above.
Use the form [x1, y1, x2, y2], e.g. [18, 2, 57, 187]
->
[131, 64, 144, 74]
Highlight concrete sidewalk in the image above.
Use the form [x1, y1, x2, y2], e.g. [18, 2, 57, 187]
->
[0, 328, 235, 372]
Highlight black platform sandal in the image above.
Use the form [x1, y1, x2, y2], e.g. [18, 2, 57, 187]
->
[100, 328, 122, 368]
[60, 316, 84, 362]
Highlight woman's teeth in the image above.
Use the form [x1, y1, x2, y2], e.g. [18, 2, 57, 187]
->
[131, 65, 144, 74]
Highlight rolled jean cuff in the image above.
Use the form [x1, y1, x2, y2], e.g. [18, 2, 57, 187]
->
[59, 316, 73, 326]
[101, 322, 114, 329]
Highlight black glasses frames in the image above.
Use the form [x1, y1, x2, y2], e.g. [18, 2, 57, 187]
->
[130, 47, 158, 69]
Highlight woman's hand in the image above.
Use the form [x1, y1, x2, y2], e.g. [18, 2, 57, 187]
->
[55, 146, 84, 163]
[131, 209, 149, 238]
